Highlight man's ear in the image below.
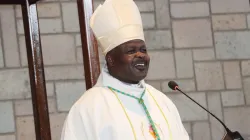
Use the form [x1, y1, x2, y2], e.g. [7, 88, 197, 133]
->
[106, 54, 114, 67]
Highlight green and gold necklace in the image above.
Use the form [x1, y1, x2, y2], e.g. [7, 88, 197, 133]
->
[108, 86, 161, 140]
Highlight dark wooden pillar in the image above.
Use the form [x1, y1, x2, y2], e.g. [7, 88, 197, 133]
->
[21, 1, 52, 140]
[77, 0, 101, 89]
[0, 0, 52, 140]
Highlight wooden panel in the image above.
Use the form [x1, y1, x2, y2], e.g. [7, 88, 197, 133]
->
[77, 0, 101, 89]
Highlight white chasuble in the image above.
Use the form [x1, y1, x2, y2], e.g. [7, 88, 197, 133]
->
[60, 67, 190, 140]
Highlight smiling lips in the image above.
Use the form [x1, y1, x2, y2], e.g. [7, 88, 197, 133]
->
[134, 62, 146, 70]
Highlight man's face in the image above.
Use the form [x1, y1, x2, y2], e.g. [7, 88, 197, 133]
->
[106, 39, 150, 84]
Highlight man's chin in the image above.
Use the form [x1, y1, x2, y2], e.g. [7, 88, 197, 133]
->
[133, 73, 147, 81]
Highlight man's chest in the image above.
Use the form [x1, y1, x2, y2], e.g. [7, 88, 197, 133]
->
[96, 94, 180, 140]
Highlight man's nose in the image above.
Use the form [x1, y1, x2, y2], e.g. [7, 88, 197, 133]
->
[135, 51, 145, 58]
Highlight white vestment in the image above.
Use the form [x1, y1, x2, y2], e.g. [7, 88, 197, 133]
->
[60, 65, 190, 140]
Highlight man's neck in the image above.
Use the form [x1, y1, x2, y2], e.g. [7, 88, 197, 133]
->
[110, 73, 140, 85]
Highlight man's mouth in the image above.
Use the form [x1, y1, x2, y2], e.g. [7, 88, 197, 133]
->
[134, 62, 146, 70]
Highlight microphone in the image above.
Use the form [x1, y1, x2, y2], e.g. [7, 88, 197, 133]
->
[168, 81, 244, 140]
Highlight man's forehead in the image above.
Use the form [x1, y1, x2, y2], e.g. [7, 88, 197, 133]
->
[106, 39, 146, 56]
[121, 39, 145, 47]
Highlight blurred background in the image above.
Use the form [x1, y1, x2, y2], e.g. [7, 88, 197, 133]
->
[0, 0, 250, 139]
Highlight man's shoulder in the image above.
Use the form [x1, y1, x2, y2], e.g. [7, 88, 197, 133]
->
[145, 83, 165, 97]
[71, 86, 111, 109]
[77, 86, 109, 101]
[145, 83, 177, 107]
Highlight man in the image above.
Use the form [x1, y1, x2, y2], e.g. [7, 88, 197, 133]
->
[61, 0, 189, 139]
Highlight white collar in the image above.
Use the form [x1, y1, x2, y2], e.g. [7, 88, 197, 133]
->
[94, 63, 146, 97]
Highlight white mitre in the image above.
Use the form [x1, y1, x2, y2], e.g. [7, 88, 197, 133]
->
[90, 0, 145, 55]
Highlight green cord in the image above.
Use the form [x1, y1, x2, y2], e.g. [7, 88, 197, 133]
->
[108, 86, 161, 140]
